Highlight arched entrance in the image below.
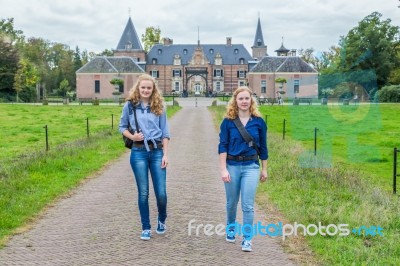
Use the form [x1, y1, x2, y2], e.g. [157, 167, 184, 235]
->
[185, 67, 208, 96]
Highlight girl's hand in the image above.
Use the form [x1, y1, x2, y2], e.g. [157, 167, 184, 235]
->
[161, 155, 168, 168]
[221, 169, 231, 183]
[260, 170, 268, 182]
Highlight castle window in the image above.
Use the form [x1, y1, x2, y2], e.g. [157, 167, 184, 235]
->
[183, 49, 188, 55]
[158, 49, 162, 55]
[261, 80, 266, 93]
[214, 69, 223, 77]
[152, 58, 157, 64]
[150, 70, 159, 78]
[234, 49, 239, 54]
[294, 80, 300, 94]
[95, 80, 100, 93]
[209, 49, 214, 54]
[237, 70, 246, 78]
[216, 81, 221, 92]
[172, 69, 181, 77]
[239, 58, 245, 64]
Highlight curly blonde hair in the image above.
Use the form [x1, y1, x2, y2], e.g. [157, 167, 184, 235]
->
[225, 86, 261, 119]
[127, 74, 164, 116]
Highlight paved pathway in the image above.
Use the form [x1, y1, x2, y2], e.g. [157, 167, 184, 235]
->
[0, 98, 295, 266]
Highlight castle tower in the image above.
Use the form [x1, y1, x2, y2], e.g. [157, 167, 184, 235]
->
[251, 16, 267, 60]
[114, 17, 145, 62]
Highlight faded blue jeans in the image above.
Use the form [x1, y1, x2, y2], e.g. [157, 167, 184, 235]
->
[225, 162, 259, 239]
[130, 147, 167, 230]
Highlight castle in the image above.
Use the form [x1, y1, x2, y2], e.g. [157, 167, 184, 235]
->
[76, 17, 318, 100]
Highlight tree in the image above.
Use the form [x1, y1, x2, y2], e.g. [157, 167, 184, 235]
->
[58, 78, 71, 97]
[0, 39, 19, 94]
[141, 26, 161, 52]
[337, 12, 400, 89]
[0, 18, 24, 43]
[14, 58, 39, 102]
[97, 49, 113, 56]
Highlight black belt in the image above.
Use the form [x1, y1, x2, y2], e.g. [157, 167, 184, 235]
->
[132, 141, 163, 150]
[227, 154, 258, 161]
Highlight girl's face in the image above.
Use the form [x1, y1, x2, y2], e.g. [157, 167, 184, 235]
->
[138, 80, 154, 100]
[236, 91, 251, 112]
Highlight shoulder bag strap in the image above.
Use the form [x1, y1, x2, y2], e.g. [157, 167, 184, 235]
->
[131, 102, 141, 133]
[232, 117, 260, 155]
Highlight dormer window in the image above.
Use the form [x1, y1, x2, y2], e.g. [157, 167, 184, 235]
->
[125, 41, 132, 49]
[158, 49, 162, 55]
[239, 58, 245, 64]
[183, 49, 188, 55]
[152, 58, 157, 64]
[234, 49, 239, 54]
[209, 49, 214, 54]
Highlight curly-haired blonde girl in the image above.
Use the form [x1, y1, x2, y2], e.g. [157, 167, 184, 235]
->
[127, 74, 164, 116]
[225, 86, 261, 119]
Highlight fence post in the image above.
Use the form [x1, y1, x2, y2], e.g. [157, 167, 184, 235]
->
[111, 114, 114, 129]
[314, 127, 318, 156]
[394, 147, 398, 194]
[265, 115, 268, 124]
[283, 119, 286, 140]
[86, 118, 89, 137]
[43, 125, 49, 151]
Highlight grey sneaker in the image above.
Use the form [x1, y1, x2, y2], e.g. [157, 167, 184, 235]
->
[141, 230, 151, 240]
[241, 239, 252, 252]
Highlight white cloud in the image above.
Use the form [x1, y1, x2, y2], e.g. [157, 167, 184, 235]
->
[1, 0, 399, 54]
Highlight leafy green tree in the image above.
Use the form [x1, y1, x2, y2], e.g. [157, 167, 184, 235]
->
[141, 26, 161, 52]
[337, 12, 400, 89]
[58, 78, 71, 97]
[0, 39, 19, 95]
[14, 58, 39, 102]
[97, 49, 114, 56]
[0, 18, 24, 43]
[73, 46, 82, 71]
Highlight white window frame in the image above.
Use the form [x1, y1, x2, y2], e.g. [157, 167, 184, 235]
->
[261, 80, 266, 93]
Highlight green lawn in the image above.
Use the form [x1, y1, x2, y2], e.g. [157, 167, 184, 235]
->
[259, 103, 399, 193]
[0, 103, 181, 246]
[209, 103, 400, 265]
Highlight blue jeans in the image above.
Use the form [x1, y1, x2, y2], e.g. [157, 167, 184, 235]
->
[130, 147, 167, 230]
[225, 162, 259, 238]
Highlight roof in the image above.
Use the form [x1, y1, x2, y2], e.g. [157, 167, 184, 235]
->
[275, 43, 290, 53]
[115, 17, 143, 51]
[250, 56, 317, 73]
[252, 17, 266, 48]
[76, 56, 144, 74]
[146, 44, 253, 65]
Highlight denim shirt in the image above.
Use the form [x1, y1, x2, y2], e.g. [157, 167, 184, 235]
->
[119, 101, 170, 151]
[218, 116, 268, 165]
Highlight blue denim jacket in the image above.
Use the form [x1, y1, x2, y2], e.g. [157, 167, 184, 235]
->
[119, 101, 170, 151]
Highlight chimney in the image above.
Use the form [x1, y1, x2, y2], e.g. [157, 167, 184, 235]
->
[163, 38, 173, 45]
[226, 37, 232, 46]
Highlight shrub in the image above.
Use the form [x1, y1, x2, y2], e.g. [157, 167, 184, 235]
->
[377, 85, 400, 102]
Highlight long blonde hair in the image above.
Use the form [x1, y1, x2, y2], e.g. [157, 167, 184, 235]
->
[127, 74, 164, 116]
[225, 86, 261, 119]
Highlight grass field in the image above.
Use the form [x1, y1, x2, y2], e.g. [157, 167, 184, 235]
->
[209, 104, 400, 265]
[0, 103, 181, 246]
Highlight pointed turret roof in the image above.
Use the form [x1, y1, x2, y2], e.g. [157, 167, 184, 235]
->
[252, 17, 266, 48]
[116, 17, 143, 50]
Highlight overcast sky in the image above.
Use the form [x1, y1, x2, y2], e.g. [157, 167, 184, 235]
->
[1, 0, 400, 55]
